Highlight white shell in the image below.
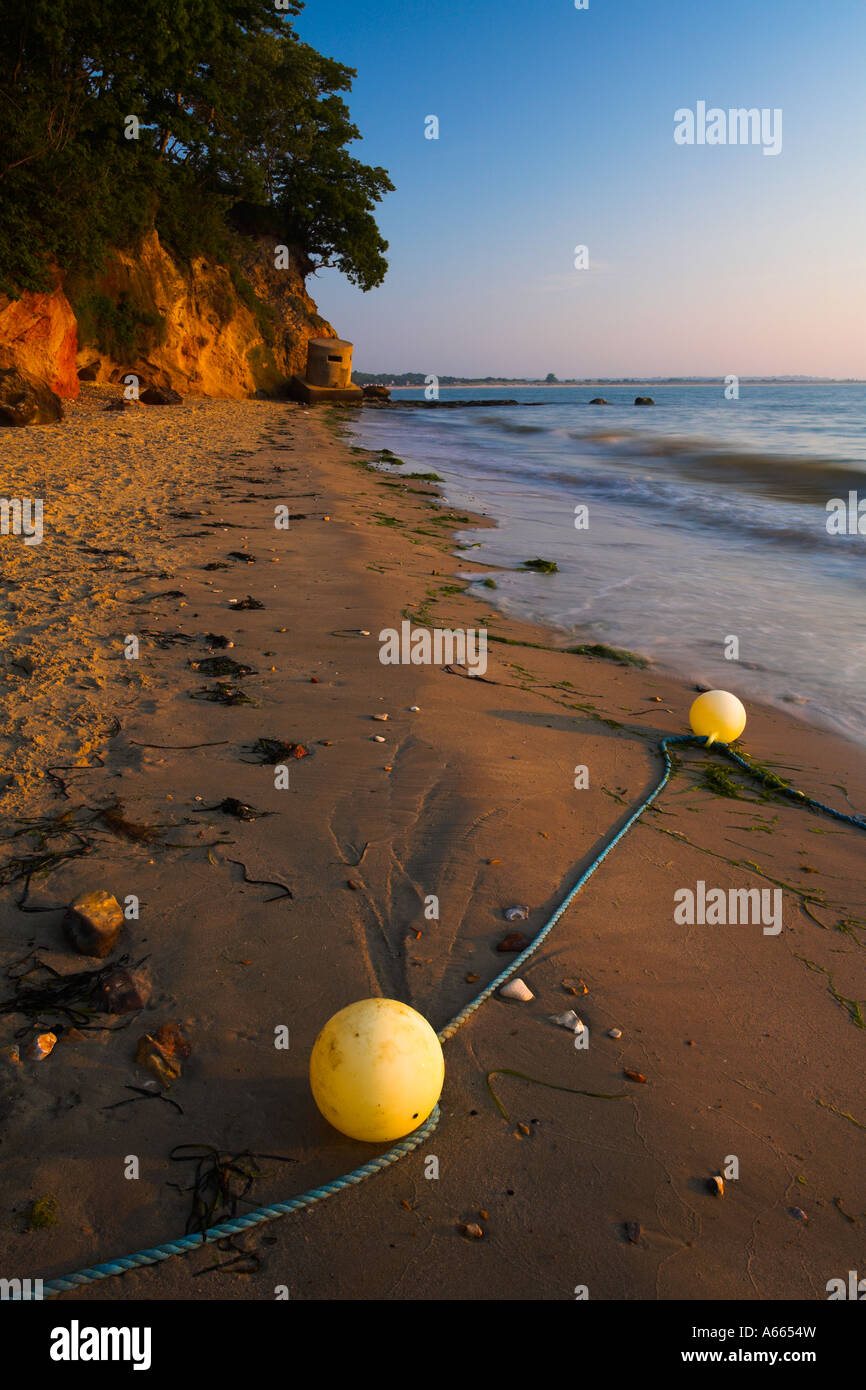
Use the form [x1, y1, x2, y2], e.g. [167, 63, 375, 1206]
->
[500, 978, 534, 1002]
[373, 713, 389, 721]
[372, 735, 386, 743]
[409, 706, 421, 712]
[504, 905, 529, 922]
[607, 1027, 623, 1039]
[550, 1011, 585, 1034]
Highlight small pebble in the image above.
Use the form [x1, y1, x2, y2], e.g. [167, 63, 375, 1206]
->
[460, 1222, 484, 1240]
[708, 1176, 725, 1197]
[27, 1032, 57, 1062]
[409, 705, 420, 712]
[607, 1027, 623, 1039]
[372, 735, 386, 743]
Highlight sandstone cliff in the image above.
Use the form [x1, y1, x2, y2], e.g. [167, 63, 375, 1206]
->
[0, 231, 335, 402]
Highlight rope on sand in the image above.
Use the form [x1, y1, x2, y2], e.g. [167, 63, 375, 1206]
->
[32, 734, 866, 1297]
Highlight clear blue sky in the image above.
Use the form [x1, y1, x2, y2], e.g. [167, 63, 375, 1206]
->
[295, 0, 865, 378]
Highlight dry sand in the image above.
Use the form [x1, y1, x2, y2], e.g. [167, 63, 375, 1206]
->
[0, 386, 864, 1301]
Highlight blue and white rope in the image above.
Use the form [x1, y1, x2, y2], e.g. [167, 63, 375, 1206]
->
[29, 734, 865, 1297]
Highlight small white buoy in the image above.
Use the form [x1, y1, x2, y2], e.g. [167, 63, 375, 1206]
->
[500, 978, 534, 1002]
[550, 1011, 585, 1034]
[607, 1027, 622, 1039]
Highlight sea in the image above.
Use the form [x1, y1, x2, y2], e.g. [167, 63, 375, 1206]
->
[345, 384, 866, 745]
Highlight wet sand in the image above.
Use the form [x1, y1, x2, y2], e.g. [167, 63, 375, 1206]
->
[0, 386, 864, 1300]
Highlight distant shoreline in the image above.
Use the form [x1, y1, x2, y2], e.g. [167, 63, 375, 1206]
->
[375, 379, 864, 390]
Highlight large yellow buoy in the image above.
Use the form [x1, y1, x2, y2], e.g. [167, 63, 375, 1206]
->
[309, 998, 444, 1143]
[689, 690, 747, 746]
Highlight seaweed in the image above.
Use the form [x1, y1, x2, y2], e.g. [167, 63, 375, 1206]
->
[226, 858, 292, 902]
[97, 803, 162, 844]
[189, 683, 256, 706]
[0, 953, 147, 1034]
[567, 643, 649, 668]
[26, 1195, 60, 1231]
[229, 596, 264, 610]
[168, 1144, 296, 1273]
[247, 738, 309, 764]
[486, 1068, 628, 1120]
[700, 765, 748, 799]
[141, 629, 197, 649]
[194, 799, 271, 822]
[520, 557, 559, 574]
[190, 657, 257, 678]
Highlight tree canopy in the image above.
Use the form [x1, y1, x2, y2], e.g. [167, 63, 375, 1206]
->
[0, 1, 393, 295]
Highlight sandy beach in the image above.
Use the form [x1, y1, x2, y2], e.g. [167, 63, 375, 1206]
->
[0, 389, 864, 1301]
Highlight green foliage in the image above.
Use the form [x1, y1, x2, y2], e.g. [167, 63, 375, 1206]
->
[0, 1, 391, 297]
[70, 291, 166, 358]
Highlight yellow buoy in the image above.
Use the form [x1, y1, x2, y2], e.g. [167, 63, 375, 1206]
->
[689, 690, 747, 746]
[309, 998, 444, 1143]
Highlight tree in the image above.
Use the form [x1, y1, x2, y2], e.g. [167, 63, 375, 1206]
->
[545, 372, 558, 383]
[0, 1, 391, 295]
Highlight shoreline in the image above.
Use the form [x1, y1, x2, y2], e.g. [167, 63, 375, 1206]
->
[0, 389, 863, 1301]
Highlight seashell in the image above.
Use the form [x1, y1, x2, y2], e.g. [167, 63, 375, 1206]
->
[499, 978, 534, 1002]
[372, 735, 386, 742]
[409, 706, 420, 712]
[504, 905, 529, 922]
[550, 1011, 585, 1034]
[708, 1175, 725, 1197]
[607, 1027, 622, 1039]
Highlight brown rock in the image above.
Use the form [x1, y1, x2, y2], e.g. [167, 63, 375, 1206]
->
[135, 1025, 190, 1087]
[140, 385, 183, 405]
[0, 367, 65, 427]
[152, 1022, 192, 1059]
[63, 890, 124, 958]
[96, 967, 147, 1014]
[459, 1222, 484, 1239]
[497, 932, 529, 952]
[362, 384, 391, 400]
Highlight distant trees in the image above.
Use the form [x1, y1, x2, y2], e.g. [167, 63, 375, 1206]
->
[0, 1, 393, 295]
[545, 372, 558, 383]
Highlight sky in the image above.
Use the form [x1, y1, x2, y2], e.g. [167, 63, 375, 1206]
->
[294, 0, 866, 379]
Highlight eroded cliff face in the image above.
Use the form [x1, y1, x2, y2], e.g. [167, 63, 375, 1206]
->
[0, 231, 334, 402]
[0, 281, 80, 399]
